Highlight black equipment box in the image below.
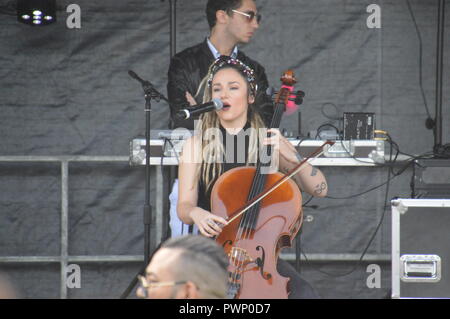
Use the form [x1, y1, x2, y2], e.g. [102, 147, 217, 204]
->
[343, 112, 375, 140]
[391, 199, 450, 298]
[413, 159, 450, 198]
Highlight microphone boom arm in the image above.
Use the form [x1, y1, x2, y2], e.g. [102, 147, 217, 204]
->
[128, 70, 169, 104]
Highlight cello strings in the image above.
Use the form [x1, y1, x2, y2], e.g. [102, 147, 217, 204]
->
[230, 171, 261, 289]
[230, 104, 284, 287]
[230, 144, 263, 288]
[229, 144, 263, 289]
[242, 104, 279, 231]
[244, 103, 283, 234]
[232, 175, 258, 281]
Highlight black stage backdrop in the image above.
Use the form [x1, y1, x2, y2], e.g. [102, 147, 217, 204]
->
[0, 0, 449, 298]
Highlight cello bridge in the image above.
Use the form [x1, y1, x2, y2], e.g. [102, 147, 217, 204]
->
[228, 247, 252, 266]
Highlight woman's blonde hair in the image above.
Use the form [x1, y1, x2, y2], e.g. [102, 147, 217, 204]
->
[194, 58, 267, 191]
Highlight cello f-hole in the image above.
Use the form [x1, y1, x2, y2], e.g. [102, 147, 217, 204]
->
[255, 245, 272, 280]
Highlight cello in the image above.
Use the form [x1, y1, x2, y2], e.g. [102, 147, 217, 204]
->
[211, 70, 306, 299]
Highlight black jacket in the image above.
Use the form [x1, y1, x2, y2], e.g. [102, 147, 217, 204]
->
[167, 39, 274, 129]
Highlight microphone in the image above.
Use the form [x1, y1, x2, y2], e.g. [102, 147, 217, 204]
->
[175, 98, 224, 120]
[128, 70, 150, 86]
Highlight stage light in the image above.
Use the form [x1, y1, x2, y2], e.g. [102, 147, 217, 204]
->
[17, 0, 56, 26]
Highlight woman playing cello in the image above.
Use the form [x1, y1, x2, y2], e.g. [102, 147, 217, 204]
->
[177, 56, 328, 298]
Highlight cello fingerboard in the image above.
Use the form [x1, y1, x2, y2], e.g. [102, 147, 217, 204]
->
[239, 102, 286, 231]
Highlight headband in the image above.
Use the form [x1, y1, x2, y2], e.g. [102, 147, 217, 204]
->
[207, 56, 257, 95]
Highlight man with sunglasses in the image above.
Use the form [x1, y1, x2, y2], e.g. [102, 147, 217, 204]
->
[167, 0, 272, 130]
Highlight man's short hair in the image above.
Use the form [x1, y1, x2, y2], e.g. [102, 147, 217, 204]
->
[206, 0, 243, 29]
[160, 235, 229, 298]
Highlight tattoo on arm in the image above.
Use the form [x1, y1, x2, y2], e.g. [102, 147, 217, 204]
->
[310, 167, 318, 177]
[281, 167, 302, 188]
[314, 182, 327, 195]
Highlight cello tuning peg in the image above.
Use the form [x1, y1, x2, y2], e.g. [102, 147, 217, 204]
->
[294, 91, 305, 105]
[294, 97, 304, 105]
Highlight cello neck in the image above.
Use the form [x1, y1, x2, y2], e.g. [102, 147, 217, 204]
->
[240, 72, 297, 231]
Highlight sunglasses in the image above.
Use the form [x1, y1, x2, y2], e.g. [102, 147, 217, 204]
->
[231, 9, 262, 24]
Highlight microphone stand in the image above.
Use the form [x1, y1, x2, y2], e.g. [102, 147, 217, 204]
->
[120, 70, 169, 299]
[161, 0, 178, 219]
[161, 0, 177, 59]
